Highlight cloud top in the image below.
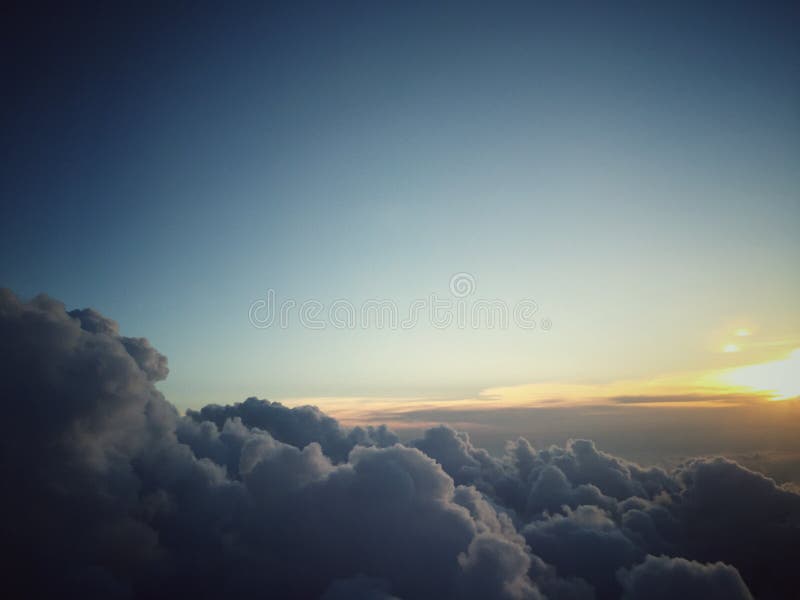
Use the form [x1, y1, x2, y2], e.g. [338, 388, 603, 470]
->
[1, 289, 798, 599]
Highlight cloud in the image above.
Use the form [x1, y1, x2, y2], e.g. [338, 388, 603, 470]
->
[610, 394, 744, 406]
[185, 396, 398, 463]
[1, 289, 799, 598]
[522, 505, 642, 597]
[617, 555, 753, 600]
[321, 576, 401, 600]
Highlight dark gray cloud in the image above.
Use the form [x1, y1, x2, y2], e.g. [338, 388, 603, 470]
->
[617, 555, 753, 600]
[321, 576, 401, 600]
[186, 396, 398, 463]
[2, 289, 799, 598]
[522, 506, 642, 597]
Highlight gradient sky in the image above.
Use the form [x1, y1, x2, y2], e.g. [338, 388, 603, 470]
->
[2, 2, 798, 418]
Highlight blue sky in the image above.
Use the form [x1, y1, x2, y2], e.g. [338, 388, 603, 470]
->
[2, 1, 798, 411]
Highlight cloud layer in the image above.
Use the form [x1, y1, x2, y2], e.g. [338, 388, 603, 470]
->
[1, 289, 798, 599]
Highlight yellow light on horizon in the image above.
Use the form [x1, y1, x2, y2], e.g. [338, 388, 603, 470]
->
[735, 328, 751, 337]
[722, 348, 800, 400]
[723, 344, 740, 353]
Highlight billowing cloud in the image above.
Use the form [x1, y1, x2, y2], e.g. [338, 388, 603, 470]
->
[185, 396, 398, 464]
[617, 555, 753, 600]
[1, 289, 799, 598]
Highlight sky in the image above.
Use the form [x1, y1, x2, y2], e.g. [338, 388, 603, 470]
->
[2, 3, 800, 598]
[2, 2, 799, 441]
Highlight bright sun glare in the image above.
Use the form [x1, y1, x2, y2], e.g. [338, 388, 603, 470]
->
[723, 348, 800, 400]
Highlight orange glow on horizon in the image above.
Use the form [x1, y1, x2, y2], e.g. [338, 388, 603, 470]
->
[276, 343, 800, 425]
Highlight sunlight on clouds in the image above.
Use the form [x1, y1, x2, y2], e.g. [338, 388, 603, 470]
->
[480, 372, 756, 409]
[279, 372, 764, 426]
[721, 348, 800, 401]
[277, 336, 800, 425]
[277, 395, 491, 427]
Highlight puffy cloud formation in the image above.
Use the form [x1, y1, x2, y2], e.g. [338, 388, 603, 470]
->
[1, 289, 799, 599]
[184, 396, 398, 464]
[617, 555, 753, 600]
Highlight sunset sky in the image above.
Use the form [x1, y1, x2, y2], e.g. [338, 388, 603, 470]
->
[3, 3, 800, 598]
[2, 2, 798, 455]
